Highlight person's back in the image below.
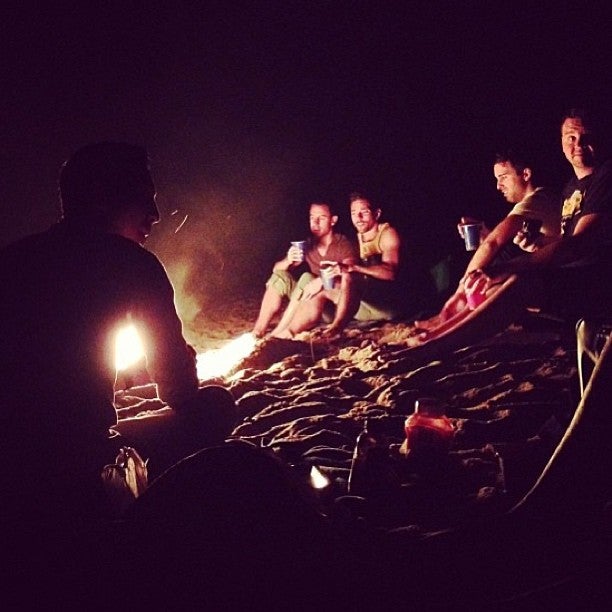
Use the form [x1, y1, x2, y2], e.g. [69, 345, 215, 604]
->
[0, 143, 235, 534]
[0, 220, 188, 440]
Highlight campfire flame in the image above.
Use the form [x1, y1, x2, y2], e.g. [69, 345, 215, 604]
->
[196, 332, 257, 380]
[114, 325, 256, 380]
[115, 324, 145, 371]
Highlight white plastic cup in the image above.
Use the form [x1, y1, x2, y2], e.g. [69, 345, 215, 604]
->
[290, 240, 306, 262]
[320, 265, 335, 290]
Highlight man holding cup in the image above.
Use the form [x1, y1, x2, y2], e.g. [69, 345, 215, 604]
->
[432, 149, 559, 322]
[252, 201, 357, 337]
[410, 109, 611, 357]
[273, 192, 402, 337]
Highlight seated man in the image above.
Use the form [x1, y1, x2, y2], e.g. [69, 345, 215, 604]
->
[407, 108, 611, 356]
[273, 192, 402, 337]
[422, 149, 559, 328]
[252, 200, 357, 337]
[0, 142, 236, 529]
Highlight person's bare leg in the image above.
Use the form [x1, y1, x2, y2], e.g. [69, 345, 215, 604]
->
[270, 294, 302, 337]
[273, 293, 327, 338]
[327, 271, 360, 334]
[392, 275, 534, 363]
[252, 286, 284, 337]
[415, 294, 468, 330]
[416, 305, 473, 342]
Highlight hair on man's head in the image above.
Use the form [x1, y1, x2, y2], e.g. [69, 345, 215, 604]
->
[494, 148, 536, 178]
[59, 142, 151, 220]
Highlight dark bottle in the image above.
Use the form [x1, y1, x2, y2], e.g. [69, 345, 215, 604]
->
[347, 418, 377, 495]
[521, 218, 543, 241]
[404, 397, 454, 456]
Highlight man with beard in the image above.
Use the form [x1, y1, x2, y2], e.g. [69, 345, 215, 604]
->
[425, 149, 559, 325]
[273, 192, 402, 337]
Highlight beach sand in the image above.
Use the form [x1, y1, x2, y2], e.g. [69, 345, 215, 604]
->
[113, 293, 612, 608]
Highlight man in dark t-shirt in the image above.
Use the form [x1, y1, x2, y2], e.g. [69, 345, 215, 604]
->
[466, 109, 612, 322]
[0, 143, 236, 528]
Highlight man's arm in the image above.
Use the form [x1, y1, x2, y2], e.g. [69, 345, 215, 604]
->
[462, 214, 524, 277]
[273, 244, 302, 271]
[488, 212, 608, 276]
[135, 256, 199, 409]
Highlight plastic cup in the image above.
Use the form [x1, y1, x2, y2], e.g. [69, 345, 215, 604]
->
[466, 287, 486, 310]
[290, 240, 306, 262]
[320, 266, 336, 290]
[461, 223, 480, 251]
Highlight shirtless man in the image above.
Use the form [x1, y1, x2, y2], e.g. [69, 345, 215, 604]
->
[252, 201, 357, 337]
[273, 192, 401, 337]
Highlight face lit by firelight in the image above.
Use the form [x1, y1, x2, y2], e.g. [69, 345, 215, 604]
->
[109, 176, 160, 245]
[493, 161, 530, 204]
[561, 117, 596, 177]
[350, 198, 379, 234]
[309, 203, 337, 239]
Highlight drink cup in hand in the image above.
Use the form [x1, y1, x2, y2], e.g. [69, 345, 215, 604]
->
[289, 240, 306, 263]
[460, 223, 481, 251]
[320, 261, 337, 290]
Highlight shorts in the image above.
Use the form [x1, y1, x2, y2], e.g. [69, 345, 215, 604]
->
[266, 270, 316, 300]
[353, 276, 402, 322]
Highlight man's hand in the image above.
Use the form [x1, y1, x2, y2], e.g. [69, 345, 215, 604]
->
[512, 230, 539, 252]
[468, 267, 512, 292]
[287, 244, 304, 264]
[439, 289, 468, 321]
[457, 217, 489, 241]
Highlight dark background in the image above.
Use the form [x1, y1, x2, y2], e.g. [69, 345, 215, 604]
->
[2, 3, 611, 319]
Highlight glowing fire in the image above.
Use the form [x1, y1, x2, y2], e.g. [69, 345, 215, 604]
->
[115, 324, 145, 371]
[196, 332, 257, 380]
[114, 325, 256, 380]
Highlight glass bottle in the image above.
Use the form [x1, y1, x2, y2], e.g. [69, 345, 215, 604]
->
[347, 418, 377, 495]
[404, 397, 454, 455]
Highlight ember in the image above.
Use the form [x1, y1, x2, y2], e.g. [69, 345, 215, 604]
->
[196, 332, 257, 380]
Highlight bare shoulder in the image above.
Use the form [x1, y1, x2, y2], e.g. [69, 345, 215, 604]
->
[380, 223, 401, 247]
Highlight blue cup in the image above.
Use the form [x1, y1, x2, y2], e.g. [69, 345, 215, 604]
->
[462, 224, 480, 251]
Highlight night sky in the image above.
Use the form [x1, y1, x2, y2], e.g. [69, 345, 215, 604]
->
[2, 3, 611, 316]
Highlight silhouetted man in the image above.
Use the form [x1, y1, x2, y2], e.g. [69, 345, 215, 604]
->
[0, 142, 236, 530]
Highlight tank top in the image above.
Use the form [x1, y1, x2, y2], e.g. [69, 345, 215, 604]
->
[358, 222, 390, 265]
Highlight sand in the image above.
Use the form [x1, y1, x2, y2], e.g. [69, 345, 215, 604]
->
[109, 294, 612, 608]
